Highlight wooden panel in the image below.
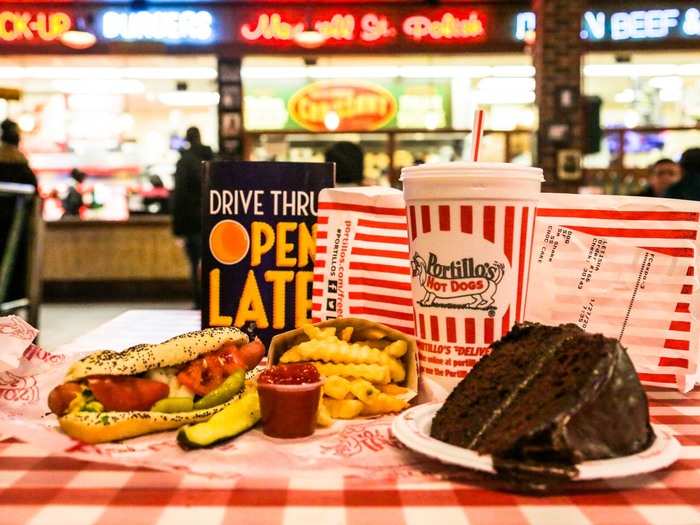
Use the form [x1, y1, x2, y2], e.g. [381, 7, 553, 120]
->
[43, 218, 190, 281]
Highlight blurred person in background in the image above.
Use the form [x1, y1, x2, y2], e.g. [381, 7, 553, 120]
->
[62, 168, 86, 217]
[0, 118, 37, 303]
[0, 119, 36, 187]
[665, 148, 700, 201]
[172, 126, 213, 309]
[636, 158, 681, 198]
[325, 142, 364, 187]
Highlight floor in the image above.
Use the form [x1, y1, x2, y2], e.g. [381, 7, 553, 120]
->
[38, 301, 191, 351]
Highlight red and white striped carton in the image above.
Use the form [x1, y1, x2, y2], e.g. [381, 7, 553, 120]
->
[311, 187, 415, 335]
[527, 193, 700, 392]
[401, 163, 543, 393]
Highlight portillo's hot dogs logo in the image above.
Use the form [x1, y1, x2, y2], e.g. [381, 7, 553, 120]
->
[410, 252, 504, 314]
[288, 81, 397, 132]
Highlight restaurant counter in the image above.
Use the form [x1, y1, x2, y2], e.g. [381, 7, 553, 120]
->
[42, 215, 191, 300]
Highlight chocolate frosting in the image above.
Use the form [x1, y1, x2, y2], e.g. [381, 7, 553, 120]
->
[430, 323, 654, 491]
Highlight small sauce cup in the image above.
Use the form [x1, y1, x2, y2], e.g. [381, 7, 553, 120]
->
[257, 364, 323, 439]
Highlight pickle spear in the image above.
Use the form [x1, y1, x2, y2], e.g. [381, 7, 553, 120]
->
[193, 369, 245, 410]
[151, 397, 194, 413]
[177, 389, 260, 449]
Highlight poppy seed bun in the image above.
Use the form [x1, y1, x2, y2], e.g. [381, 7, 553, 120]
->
[59, 387, 251, 444]
[64, 327, 248, 382]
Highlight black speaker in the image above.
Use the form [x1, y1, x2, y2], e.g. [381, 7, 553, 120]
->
[583, 95, 602, 154]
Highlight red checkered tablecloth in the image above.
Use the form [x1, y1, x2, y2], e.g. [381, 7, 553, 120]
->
[1, 312, 700, 524]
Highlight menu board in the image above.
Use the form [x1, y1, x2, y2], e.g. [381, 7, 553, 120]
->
[201, 161, 335, 347]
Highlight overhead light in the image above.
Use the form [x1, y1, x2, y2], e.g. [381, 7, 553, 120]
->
[424, 111, 440, 130]
[323, 110, 340, 131]
[399, 65, 491, 78]
[478, 77, 536, 91]
[240, 64, 535, 81]
[60, 30, 97, 50]
[117, 113, 135, 132]
[294, 30, 326, 49]
[0, 66, 217, 81]
[659, 87, 682, 102]
[476, 90, 536, 105]
[583, 64, 678, 77]
[648, 76, 682, 89]
[17, 114, 36, 133]
[677, 64, 700, 76]
[311, 66, 401, 79]
[52, 78, 145, 94]
[123, 67, 217, 80]
[490, 65, 536, 77]
[158, 91, 219, 106]
[623, 110, 641, 128]
[614, 88, 635, 103]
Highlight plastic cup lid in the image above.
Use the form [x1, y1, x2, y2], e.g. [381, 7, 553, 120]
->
[400, 162, 544, 182]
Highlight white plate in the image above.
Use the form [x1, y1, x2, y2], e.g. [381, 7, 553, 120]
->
[392, 403, 681, 481]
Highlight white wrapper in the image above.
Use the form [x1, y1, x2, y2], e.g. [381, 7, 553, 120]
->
[0, 312, 452, 480]
[311, 187, 415, 336]
[527, 194, 700, 392]
[0, 315, 38, 368]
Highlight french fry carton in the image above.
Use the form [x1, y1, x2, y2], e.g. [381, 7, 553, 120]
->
[268, 318, 418, 403]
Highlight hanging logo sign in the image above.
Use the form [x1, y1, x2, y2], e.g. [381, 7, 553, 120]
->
[240, 10, 486, 46]
[0, 11, 72, 42]
[402, 12, 485, 42]
[100, 10, 214, 43]
[515, 7, 700, 42]
[288, 81, 398, 132]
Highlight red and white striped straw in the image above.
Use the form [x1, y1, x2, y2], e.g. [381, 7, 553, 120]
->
[470, 108, 485, 162]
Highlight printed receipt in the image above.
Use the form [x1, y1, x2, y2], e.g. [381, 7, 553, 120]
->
[526, 226, 693, 360]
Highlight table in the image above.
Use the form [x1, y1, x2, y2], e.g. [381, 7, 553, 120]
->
[2, 310, 700, 525]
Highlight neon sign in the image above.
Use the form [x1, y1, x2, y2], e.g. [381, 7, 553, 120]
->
[101, 10, 213, 43]
[241, 12, 395, 44]
[241, 11, 485, 46]
[515, 7, 700, 42]
[608, 9, 679, 40]
[402, 12, 485, 42]
[0, 11, 71, 42]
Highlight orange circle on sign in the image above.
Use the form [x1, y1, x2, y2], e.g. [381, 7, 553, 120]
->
[209, 220, 250, 265]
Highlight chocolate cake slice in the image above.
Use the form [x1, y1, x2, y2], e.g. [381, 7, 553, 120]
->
[430, 323, 654, 484]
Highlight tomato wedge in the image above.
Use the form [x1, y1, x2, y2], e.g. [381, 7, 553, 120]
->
[177, 344, 247, 396]
[87, 376, 169, 412]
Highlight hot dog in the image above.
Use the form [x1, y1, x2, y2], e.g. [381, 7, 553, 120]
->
[48, 327, 265, 444]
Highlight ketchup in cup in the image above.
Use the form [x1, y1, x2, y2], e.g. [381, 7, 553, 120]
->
[257, 364, 323, 438]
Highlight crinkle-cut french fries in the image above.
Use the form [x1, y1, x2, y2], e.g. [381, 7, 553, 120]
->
[348, 378, 381, 404]
[311, 362, 391, 384]
[302, 325, 336, 340]
[279, 338, 405, 382]
[384, 340, 408, 358]
[357, 327, 386, 340]
[324, 398, 364, 419]
[340, 326, 353, 342]
[356, 339, 390, 350]
[323, 375, 351, 400]
[379, 383, 409, 396]
[294, 323, 412, 425]
[317, 400, 334, 427]
[360, 393, 408, 416]
[348, 380, 406, 414]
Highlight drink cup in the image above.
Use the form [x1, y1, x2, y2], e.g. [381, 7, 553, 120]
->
[401, 162, 543, 395]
